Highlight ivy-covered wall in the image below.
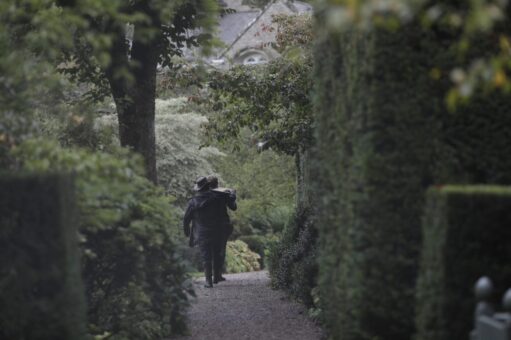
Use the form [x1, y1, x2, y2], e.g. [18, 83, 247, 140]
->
[312, 14, 511, 340]
[0, 174, 87, 340]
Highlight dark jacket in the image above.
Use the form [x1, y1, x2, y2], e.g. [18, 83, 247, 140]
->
[183, 190, 237, 246]
[212, 190, 236, 237]
[212, 191, 236, 221]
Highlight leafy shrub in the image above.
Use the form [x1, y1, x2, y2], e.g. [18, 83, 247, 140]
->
[10, 139, 190, 339]
[238, 234, 267, 269]
[225, 240, 261, 273]
[268, 207, 317, 307]
[231, 200, 293, 236]
[238, 235, 266, 258]
[239, 234, 281, 269]
[265, 205, 293, 233]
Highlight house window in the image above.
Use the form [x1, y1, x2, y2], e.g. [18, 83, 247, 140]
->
[243, 53, 267, 65]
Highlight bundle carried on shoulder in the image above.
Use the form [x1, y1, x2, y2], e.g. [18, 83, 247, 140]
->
[212, 187, 235, 195]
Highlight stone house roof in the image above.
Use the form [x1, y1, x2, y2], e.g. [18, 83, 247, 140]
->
[218, 11, 260, 48]
[207, 0, 312, 68]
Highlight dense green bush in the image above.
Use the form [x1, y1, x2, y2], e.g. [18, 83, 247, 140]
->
[0, 174, 87, 340]
[238, 234, 280, 269]
[415, 186, 511, 340]
[212, 129, 295, 237]
[10, 139, 190, 339]
[225, 240, 261, 273]
[268, 208, 317, 307]
[232, 200, 293, 237]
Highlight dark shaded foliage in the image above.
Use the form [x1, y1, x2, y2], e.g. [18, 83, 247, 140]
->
[268, 208, 318, 307]
[239, 235, 267, 267]
[416, 186, 511, 340]
[0, 174, 87, 340]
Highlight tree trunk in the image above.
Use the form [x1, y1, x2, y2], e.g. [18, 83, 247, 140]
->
[106, 21, 159, 183]
[119, 41, 158, 184]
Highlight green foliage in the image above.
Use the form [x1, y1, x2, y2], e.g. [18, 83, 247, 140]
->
[1, 0, 221, 181]
[317, 0, 511, 107]
[272, 13, 314, 54]
[9, 0, 219, 102]
[415, 186, 511, 340]
[205, 58, 313, 156]
[0, 174, 87, 340]
[213, 129, 295, 236]
[10, 140, 190, 339]
[239, 235, 267, 257]
[268, 208, 317, 307]
[156, 62, 210, 98]
[204, 14, 313, 156]
[97, 97, 223, 204]
[0, 1, 72, 167]
[225, 240, 261, 273]
[238, 234, 280, 269]
[154, 98, 224, 203]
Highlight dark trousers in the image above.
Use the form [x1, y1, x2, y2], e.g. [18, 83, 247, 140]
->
[198, 232, 222, 279]
[219, 233, 228, 273]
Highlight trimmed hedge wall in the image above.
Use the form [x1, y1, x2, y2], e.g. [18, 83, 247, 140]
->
[415, 185, 511, 340]
[313, 10, 511, 340]
[0, 174, 87, 340]
[313, 24, 439, 340]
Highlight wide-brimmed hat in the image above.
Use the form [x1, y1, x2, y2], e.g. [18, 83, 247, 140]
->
[206, 175, 219, 189]
[193, 176, 209, 191]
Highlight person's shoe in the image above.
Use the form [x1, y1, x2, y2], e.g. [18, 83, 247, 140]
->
[213, 276, 226, 284]
[204, 277, 213, 288]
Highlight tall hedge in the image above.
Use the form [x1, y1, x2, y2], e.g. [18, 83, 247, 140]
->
[313, 10, 511, 340]
[415, 185, 511, 340]
[313, 24, 440, 340]
[0, 174, 87, 340]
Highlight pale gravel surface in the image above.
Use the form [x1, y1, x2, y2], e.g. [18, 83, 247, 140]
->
[174, 271, 324, 340]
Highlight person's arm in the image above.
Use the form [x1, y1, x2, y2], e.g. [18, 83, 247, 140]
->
[227, 191, 237, 211]
[183, 200, 194, 236]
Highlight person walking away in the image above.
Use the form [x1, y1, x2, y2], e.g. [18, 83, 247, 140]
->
[207, 175, 237, 283]
[183, 177, 225, 288]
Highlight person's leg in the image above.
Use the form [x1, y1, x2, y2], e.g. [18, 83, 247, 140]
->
[218, 232, 228, 280]
[199, 238, 213, 288]
[212, 234, 224, 284]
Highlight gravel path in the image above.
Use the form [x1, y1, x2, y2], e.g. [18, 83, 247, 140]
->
[174, 271, 324, 340]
